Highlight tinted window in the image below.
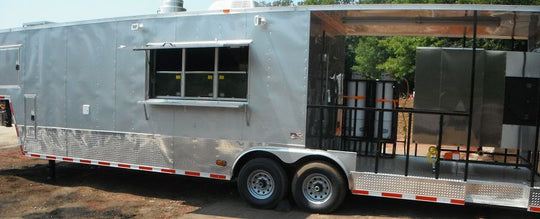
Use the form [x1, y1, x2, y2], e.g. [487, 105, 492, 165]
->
[186, 48, 215, 71]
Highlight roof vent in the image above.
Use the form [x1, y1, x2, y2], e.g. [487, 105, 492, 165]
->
[208, 0, 255, 10]
[158, 0, 186, 14]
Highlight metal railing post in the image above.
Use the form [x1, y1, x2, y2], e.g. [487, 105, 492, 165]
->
[515, 149, 520, 169]
[405, 112, 412, 176]
[415, 143, 418, 157]
[504, 149, 508, 163]
[464, 10, 478, 182]
[531, 79, 540, 187]
[435, 115, 444, 179]
[531, 124, 539, 187]
[375, 108, 384, 173]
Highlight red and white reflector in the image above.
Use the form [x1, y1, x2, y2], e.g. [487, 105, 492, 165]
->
[352, 189, 465, 206]
[530, 206, 540, 213]
[24, 152, 231, 181]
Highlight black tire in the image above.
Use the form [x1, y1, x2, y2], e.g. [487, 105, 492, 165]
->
[237, 158, 288, 209]
[291, 162, 346, 213]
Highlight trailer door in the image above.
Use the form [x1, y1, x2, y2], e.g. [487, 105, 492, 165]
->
[0, 45, 21, 86]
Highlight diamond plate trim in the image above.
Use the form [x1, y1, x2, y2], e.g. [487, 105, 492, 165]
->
[65, 129, 173, 168]
[467, 182, 526, 200]
[530, 188, 540, 207]
[466, 181, 529, 208]
[352, 172, 466, 200]
[23, 127, 67, 156]
[22, 127, 174, 169]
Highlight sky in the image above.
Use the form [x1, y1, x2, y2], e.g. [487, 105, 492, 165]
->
[0, 0, 218, 29]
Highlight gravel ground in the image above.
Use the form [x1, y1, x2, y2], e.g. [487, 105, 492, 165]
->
[0, 126, 539, 218]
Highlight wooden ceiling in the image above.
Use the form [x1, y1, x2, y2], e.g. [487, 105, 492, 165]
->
[312, 9, 539, 40]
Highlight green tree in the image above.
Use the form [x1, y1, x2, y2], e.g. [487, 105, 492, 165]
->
[351, 37, 387, 79]
[376, 37, 446, 81]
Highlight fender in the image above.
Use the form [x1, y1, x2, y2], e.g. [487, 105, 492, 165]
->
[232, 146, 357, 188]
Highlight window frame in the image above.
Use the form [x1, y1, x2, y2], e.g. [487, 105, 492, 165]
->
[145, 45, 249, 103]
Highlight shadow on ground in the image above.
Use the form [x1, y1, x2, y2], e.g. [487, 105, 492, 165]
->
[22, 207, 135, 219]
[0, 162, 235, 204]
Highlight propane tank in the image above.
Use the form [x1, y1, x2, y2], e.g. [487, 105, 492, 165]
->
[158, 0, 186, 14]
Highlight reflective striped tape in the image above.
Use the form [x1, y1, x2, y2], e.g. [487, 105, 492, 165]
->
[530, 206, 540, 213]
[118, 164, 131, 168]
[185, 171, 200, 176]
[98, 161, 110, 166]
[25, 152, 230, 180]
[352, 190, 465, 205]
[381, 192, 402, 199]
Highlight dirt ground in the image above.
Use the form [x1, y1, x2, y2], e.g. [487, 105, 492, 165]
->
[0, 138, 198, 218]
[0, 127, 207, 218]
[0, 126, 539, 218]
[0, 126, 18, 149]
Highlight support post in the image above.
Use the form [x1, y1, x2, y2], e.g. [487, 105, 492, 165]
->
[435, 115, 444, 179]
[527, 14, 538, 52]
[464, 11, 478, 182]
[531, 125, 539, 187]
[405, 112, 412, 176]
[414, 143, 418, 157]
[511, 12, 517, 51]
[375, 108, 384, 173]
[530, 79, 540, 187]
[462, 10, 468, 48]
[515, 149, 521, 169]
[48, 160, 56, 180]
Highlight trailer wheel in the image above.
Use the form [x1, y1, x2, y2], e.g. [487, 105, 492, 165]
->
[292, 162, 346, 213]
[237, 158, 288, 209]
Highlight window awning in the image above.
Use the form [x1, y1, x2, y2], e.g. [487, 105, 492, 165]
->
[134, 39, 252, 50]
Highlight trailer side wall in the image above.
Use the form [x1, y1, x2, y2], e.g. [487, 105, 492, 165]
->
[0, 10, 311, 177]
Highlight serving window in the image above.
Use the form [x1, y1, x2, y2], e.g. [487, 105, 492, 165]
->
[148, 46, 249, 101]
[218, 47, 248, 99]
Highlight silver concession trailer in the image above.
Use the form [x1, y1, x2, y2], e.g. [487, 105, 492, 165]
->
[1, 2, 540, 213]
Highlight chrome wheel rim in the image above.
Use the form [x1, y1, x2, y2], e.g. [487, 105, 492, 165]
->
[247, 170, 274, 199]
[302, 173, 332, 204]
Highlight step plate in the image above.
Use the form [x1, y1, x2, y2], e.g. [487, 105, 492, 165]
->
[466, 181, 529, 208]
[352, 172, 466, 202]
[352, 172, 532, 209]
